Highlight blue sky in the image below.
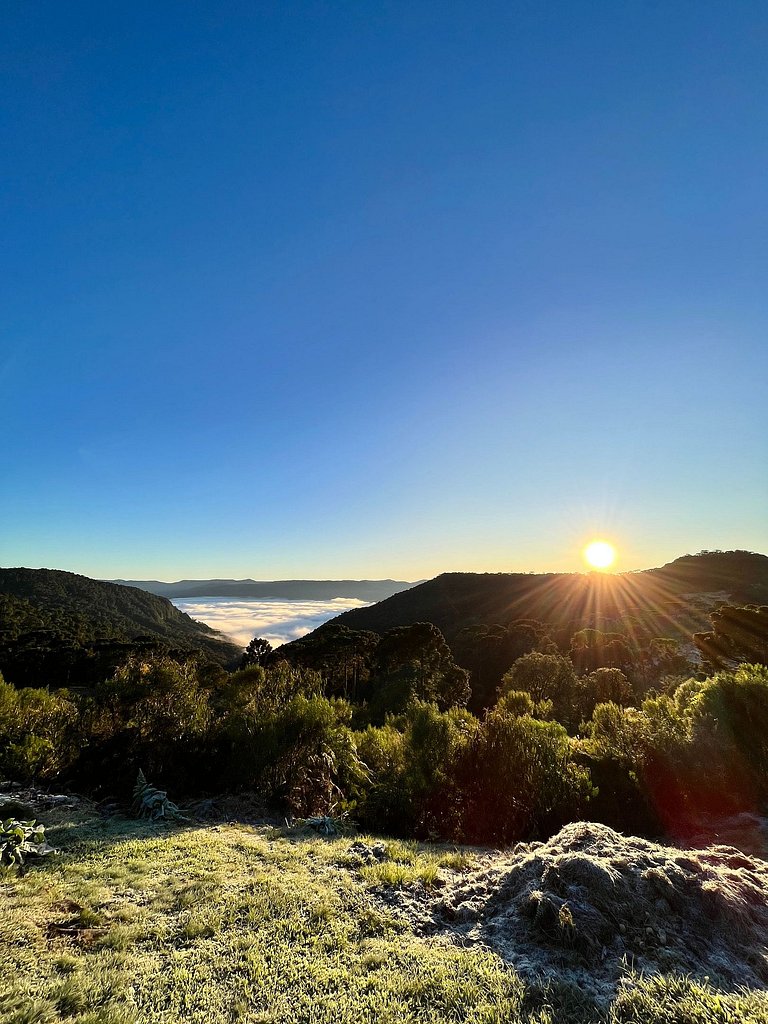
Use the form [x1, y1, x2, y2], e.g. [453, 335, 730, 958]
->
[2, 1, 766, 580]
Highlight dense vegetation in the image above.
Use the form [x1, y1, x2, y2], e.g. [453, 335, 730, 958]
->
[0, 568, 242, 688]
[3, 554, 768, 1022]
[2, 565, 767, 846]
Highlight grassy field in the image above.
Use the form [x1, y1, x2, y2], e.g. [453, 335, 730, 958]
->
[2, 807, 767, 1024]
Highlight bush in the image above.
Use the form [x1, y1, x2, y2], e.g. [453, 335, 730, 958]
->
[576, 668, 634, 723]
[499, 653, 578, 726]
[457, 708, 593, 844]
[0, 673, 78, 781]
[355, 702, 477, 838]
[85, 656, 211, 787]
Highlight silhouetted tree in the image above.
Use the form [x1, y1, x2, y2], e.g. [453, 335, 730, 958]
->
[500, 652, 577, 725]
[368, 623, 470, 718]
[453, 621, 540, 713]
[569, 628, 633, 674]
[241, 637, 274, 669]
[693, 605, 768, 671]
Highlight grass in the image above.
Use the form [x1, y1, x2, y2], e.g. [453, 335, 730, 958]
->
[1, 807, 767, 1023]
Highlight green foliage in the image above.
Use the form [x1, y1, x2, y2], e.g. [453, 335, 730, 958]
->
[4, 582, 768, 851]
[0, 568, 241, 688]
[584, 665, 768, 827]
[263, 694, 365, 816]
[1, 817, 54, 868]
[355, 702, 477, 837]
[500, 652, 578, 726]
[585, 702, 646, 768]
[576, 667, 634, 722]
[457, 708, 594, 843]
[132, 771, 185, 821]
[220, 674, 364, 816]
[496, 689, 535, 717]
[0, 673, 78, 781]
[88, 656, 212, 783]
[96, 656, 211, 743]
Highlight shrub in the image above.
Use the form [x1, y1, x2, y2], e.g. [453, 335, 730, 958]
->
[576, 668, 634, 723]
[86, 656, 211, 787]
[457, 708, 593, 844]
[355, 702, 477, 838]
[0, 673, 78, 781]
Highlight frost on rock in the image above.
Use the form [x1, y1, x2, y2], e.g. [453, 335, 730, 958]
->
[347, 840, 389, 864]
[374, 822, 768, 1004]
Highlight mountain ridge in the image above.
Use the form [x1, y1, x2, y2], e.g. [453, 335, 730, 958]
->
[308, 550, 768, 646]
[111, 578, 418, 601]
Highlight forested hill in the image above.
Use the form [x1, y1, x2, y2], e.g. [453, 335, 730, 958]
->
[322, 551, 768, 645]
[111, 578, 416, 601]
[0, 568, 242, 678]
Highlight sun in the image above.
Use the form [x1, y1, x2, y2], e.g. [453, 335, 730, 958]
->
[584, 540, 616, 570]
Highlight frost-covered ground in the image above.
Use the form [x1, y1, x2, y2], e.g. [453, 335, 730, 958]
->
[362, 821, 768, 1009]
[3, 792, 768, 1023]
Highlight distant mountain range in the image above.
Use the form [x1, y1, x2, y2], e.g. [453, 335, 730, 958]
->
[316, 551, 768, 646]
[110, 579, 418, 602]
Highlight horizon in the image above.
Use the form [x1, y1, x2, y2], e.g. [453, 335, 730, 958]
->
[2, 3, 767, 580]
[5, 545, 767, 586]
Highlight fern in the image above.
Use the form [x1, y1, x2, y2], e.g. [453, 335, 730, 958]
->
[132, 770, 186, 821]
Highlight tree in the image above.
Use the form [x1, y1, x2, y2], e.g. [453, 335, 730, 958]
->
[453, 621, 540, 713]
[569, 628, 633, 674]
[273, 624, 379, 699]
[241, 636, 274, 669]
[456, 706, 592, 843]
[499, 652, 577, 724]
[693, 605, 768, 670]
[577, 667, 633, 721]
[368, 623, 470, 718]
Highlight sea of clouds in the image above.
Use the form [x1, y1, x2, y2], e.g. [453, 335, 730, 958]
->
[171, 596, 370, 649]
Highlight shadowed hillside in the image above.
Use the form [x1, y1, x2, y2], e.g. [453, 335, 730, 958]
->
[0, 568, 242, 683]
[320, 551, 768, 646]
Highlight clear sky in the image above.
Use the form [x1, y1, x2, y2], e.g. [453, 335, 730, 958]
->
[2, 1, 766, 581]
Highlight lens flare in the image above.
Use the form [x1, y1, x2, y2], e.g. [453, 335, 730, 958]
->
[584, 540, 616, 570]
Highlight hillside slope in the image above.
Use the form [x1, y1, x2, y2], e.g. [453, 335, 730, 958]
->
[0, 568, 241, 668]
[322, 551, 768, 645]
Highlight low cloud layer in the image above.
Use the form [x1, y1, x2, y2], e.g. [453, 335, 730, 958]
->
[172, 596, 369, 648]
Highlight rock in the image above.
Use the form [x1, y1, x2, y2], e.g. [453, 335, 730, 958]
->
[371, 821, 768, 1003]
[347, 840, 390, 865]
[0, 800, 38, 821]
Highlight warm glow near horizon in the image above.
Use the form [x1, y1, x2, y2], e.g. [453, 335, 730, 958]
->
[584, 540, 617, 570]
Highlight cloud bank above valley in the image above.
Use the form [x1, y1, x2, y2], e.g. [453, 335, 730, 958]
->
[172, 597, 370, 648]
